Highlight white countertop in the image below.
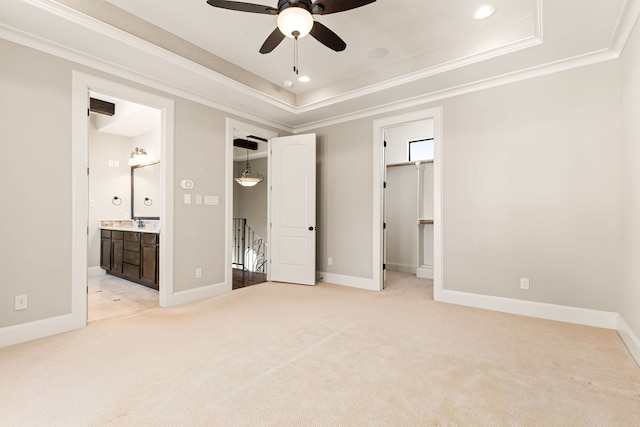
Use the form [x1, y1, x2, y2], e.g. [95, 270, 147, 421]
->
[100, 225, 160, 234]
[100, 220, 160, 234]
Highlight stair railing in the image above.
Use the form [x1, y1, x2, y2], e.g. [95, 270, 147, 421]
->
[232, 218, 267, 274]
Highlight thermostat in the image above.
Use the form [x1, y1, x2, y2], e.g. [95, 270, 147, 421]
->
[180, 179, 194, 190]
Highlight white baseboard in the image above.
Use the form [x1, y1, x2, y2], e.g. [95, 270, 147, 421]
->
[320, 272, 377, 291]
[88, 266, 105, 277]
[386, 263, 416, 274]
[416, 265, 434, 279]
[163, 281, 231, 307]
[437, 289, 618, 329]
[617, 316, 640, 367]
[0, 312, 84, 348]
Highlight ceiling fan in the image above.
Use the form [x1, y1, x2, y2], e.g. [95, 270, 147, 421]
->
[206, 0, 377, 54]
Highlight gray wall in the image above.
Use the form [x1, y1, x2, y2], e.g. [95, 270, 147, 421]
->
[385, 165, 418, 272]
[0, 38, 277, 327]
[2, 27, 638, 343]
[0, 39, 74, 327]
[310, 59, 621, 313]
[88, 120, 132, 268]
[315, 121, 374, 279]
[441, 62, 620, 311]
[620, 19, 640, 341]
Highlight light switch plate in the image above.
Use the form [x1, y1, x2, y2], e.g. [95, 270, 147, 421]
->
[204, 195, 219, 205]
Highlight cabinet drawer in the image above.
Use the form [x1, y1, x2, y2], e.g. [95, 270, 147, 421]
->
[111, 231, 124, 240]
[124, 232, 140, 242]
[101, 229, 111, 238]
[123, 250, 140, 265]
[124, 241, 140, 252]
[122, 263, 139, 279]
[141, 233, 157, 245]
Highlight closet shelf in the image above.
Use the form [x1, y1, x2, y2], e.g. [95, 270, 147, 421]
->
[387, 159, 434, 168]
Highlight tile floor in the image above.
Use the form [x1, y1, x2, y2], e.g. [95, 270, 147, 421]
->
[88, 273, 159, 322]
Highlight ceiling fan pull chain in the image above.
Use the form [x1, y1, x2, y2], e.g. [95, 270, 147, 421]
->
[293, 34, 299, 75]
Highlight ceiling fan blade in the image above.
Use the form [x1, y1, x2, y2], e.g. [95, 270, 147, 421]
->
[259, 27, 286, 54]
[309, 21, 346, 52]
[206, 0, 278, 15]
[312, 0, 376, 15]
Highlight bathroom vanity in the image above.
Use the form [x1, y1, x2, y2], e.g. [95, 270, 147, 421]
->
[100, 221, 159, 290]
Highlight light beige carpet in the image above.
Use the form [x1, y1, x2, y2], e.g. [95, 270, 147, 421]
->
[1, 272, 639, 426]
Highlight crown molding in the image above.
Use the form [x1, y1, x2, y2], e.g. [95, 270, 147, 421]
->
[610, 0, 640, 54]
[0, 21, 295, 133]
[293, 48, 618, 133]
[295, 0, 544, 113]
[1, 0, 637, 133]
[295, 35, 543, 114]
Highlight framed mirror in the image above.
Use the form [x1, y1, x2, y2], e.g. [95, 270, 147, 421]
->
[131, 160, 161, 219]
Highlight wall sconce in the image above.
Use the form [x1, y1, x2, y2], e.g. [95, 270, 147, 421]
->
[128, 147, 148, 166]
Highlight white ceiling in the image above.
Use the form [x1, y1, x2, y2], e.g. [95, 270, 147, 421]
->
[103, 0, 538, 95]
[0, 0, 636, 130]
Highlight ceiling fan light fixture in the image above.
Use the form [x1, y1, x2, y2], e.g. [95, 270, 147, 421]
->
[277, 6, 314, 38]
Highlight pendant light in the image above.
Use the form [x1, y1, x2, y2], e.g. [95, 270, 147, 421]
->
[235, 146, 263, 187]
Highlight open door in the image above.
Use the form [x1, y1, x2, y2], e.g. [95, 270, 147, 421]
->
[269, 133, 316, 285]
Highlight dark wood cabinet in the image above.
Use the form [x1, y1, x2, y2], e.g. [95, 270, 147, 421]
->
[140, 233, 158, 289]
[100, 230, 111, 270]
[112, 231, 124, 274]
[100, 228, 159, 290]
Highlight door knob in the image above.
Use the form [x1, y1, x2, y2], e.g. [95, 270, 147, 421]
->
[308, 226, 316, 231]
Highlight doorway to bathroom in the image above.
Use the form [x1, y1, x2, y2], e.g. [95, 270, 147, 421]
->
[72, 72, 176, 327]
[87, 92, 162, 321]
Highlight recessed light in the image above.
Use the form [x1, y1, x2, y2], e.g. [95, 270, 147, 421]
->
[298, 75, 311, 83]
[474, 4, 496, 20]
[282, 80, 293, 88]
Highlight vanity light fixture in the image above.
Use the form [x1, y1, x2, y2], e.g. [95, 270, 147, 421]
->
[234, 146, 263, 187]
[128, 147, 149, 166]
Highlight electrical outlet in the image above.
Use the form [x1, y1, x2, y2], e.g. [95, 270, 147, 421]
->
[520, 278, 530, 290]
[328, 257, 333, 266]
[15, 294, 28, 310]
[195, 268, 202, 279]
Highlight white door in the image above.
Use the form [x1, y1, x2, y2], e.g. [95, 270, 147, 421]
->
[269, 134, 316, 285]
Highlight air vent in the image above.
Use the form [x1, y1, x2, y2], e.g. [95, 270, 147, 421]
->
[89, 98, 115, 116]
[233, 139, 258, 150]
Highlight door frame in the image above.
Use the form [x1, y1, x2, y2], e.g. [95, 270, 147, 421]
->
[225, 118, 278, 287]
[71, 71, 175, 327]
[372, 107, 443, 298]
